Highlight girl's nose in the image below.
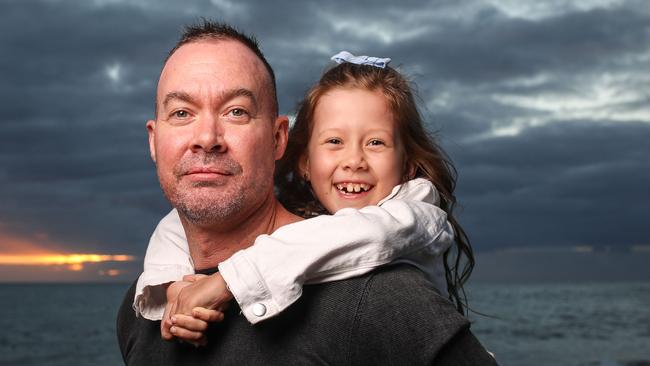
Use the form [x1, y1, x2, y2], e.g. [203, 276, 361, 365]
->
[343, 147, 368, 171]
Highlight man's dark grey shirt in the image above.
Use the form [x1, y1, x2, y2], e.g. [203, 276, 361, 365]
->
[117, 265, 497, 365]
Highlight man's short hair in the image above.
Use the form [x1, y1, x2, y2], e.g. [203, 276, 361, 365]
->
[165, 19, 279, 116]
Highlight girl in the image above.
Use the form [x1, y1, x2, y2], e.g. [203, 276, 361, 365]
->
[136, 52, 474, 343]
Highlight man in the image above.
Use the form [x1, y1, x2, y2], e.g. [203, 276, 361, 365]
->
[117, 21, 497, 365]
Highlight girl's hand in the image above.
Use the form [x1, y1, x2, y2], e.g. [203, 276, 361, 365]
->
[161, 280, 192, 341]
[161, 273, 210, 340]
[173, 273, 234, 316]
[168, 307, 225, 347]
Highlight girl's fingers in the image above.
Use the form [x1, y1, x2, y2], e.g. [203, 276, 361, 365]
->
[169, 325, 207, 345]
[192, 307, 225, 323]
[182, 274, 208, 282]
[171, 314, 209, 332]
[160, 301, 175, 340]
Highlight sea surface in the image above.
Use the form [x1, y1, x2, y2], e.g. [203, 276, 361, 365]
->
[0, 281, 648, 366]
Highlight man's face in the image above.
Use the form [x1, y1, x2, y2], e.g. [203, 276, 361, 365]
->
[147, 39, 287, 225]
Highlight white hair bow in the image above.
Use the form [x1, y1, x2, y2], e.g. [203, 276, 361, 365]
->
[330, 51, 391, 69]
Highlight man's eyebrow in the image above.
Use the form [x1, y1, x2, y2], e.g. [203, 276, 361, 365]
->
[221, 88, 257, 109]
[162, 91, 196, 109]
[162, 89, 257, 109]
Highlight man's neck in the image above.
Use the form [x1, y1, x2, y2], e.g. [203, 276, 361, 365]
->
[179, 193, 302, 271]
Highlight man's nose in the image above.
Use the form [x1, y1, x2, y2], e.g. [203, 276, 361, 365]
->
[190, 114, 226, 153]
[342, 145, 368, 171]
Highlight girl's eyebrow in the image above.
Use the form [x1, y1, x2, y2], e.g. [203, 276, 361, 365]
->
[365, 129, 394, 136]
[315, 128, 343, 137]
[316, 127, 394, 136]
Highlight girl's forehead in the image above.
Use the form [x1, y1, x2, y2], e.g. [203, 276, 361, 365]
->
[313, 88, 393, 124]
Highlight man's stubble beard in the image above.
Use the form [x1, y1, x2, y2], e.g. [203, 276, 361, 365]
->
[158, 152, 256, 226]
[169, 181, 247, 226]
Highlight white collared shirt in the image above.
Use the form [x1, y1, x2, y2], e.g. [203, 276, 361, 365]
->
[133, 178, 454, 323]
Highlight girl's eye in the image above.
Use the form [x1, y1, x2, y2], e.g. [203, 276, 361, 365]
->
[326, 138, 342, 145]
[368, 139, 385, 146]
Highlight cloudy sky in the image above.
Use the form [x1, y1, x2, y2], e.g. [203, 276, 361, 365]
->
[1, 0, 648, 282]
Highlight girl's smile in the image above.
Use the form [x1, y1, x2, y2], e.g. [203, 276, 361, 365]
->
[302, 87, 405, 213]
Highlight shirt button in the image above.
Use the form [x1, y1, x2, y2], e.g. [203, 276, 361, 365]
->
[252, 303, 267, 317]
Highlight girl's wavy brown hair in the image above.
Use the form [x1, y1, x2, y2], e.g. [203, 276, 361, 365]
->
[275, 62, 475, 315]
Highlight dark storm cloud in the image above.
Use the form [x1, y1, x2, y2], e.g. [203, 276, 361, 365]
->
[451, 120, 650, 248]
[0, 0, 180, 254]
[0, 0, 648, 266]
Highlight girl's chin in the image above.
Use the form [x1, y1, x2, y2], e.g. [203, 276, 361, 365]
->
[328, 194, 373, 212]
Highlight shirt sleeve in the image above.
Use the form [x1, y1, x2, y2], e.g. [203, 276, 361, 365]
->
[133, 209, 195, 321]
[218, 178, 455, 324]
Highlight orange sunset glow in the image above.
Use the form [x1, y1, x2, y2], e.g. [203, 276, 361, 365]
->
[0, 231, 139, 280]
[0, 253, 135, 266]
[0, 253, 137, 271]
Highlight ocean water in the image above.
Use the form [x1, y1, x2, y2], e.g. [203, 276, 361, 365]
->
[0, 282, 649, 366]
[0, 283, 128, 366]
[468, 282, 650, 366]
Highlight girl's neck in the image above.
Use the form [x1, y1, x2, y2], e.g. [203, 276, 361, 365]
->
[180, 194, 302, 271]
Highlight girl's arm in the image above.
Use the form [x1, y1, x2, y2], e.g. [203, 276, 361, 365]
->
[219, 178, 454, 324]
[133, 209, 194, 320]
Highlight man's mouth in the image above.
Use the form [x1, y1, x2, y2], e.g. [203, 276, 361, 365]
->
[335, 182, 373, 194]
[180, 167, 235, 185]
[185, 167, 233, 176]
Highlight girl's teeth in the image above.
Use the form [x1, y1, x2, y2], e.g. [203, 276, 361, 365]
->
[336, 183, 371, 193]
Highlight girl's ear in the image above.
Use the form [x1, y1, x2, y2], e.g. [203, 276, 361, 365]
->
[405, 161, 417, 181]
[298, 155, 310, 181]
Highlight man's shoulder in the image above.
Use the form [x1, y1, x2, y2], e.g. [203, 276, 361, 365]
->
[305, 264, 463, 320]
[328, 264, 471, 363]
[319, 264, 454, 306]
[361, 263, 442, 295]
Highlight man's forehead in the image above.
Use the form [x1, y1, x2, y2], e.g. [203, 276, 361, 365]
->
[157, 39, 270, 101]
[161, 40, 263, 81]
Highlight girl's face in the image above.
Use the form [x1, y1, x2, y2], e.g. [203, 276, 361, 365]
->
[301, 87, 406, 213]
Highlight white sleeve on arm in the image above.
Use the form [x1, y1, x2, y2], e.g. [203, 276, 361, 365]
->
[133, 209, 195, 321]
[218, 178, 454, 324]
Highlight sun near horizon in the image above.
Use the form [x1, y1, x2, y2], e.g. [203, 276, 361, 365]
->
[0, 232, 139, 282]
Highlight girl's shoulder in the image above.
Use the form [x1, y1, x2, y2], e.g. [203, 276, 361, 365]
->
[381, 178, 439, 205]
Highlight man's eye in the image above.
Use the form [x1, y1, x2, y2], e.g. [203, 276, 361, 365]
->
[173, 110, 189, 118]
[229, 108, 247, 117]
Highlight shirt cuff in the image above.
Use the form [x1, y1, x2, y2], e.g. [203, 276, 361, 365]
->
[218, 251, 295, 324]
[133, 265, 194, 321]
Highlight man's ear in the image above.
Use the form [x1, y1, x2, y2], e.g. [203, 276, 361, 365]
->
[146, 120, 157, 163]
[273, 115, 289, 160]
